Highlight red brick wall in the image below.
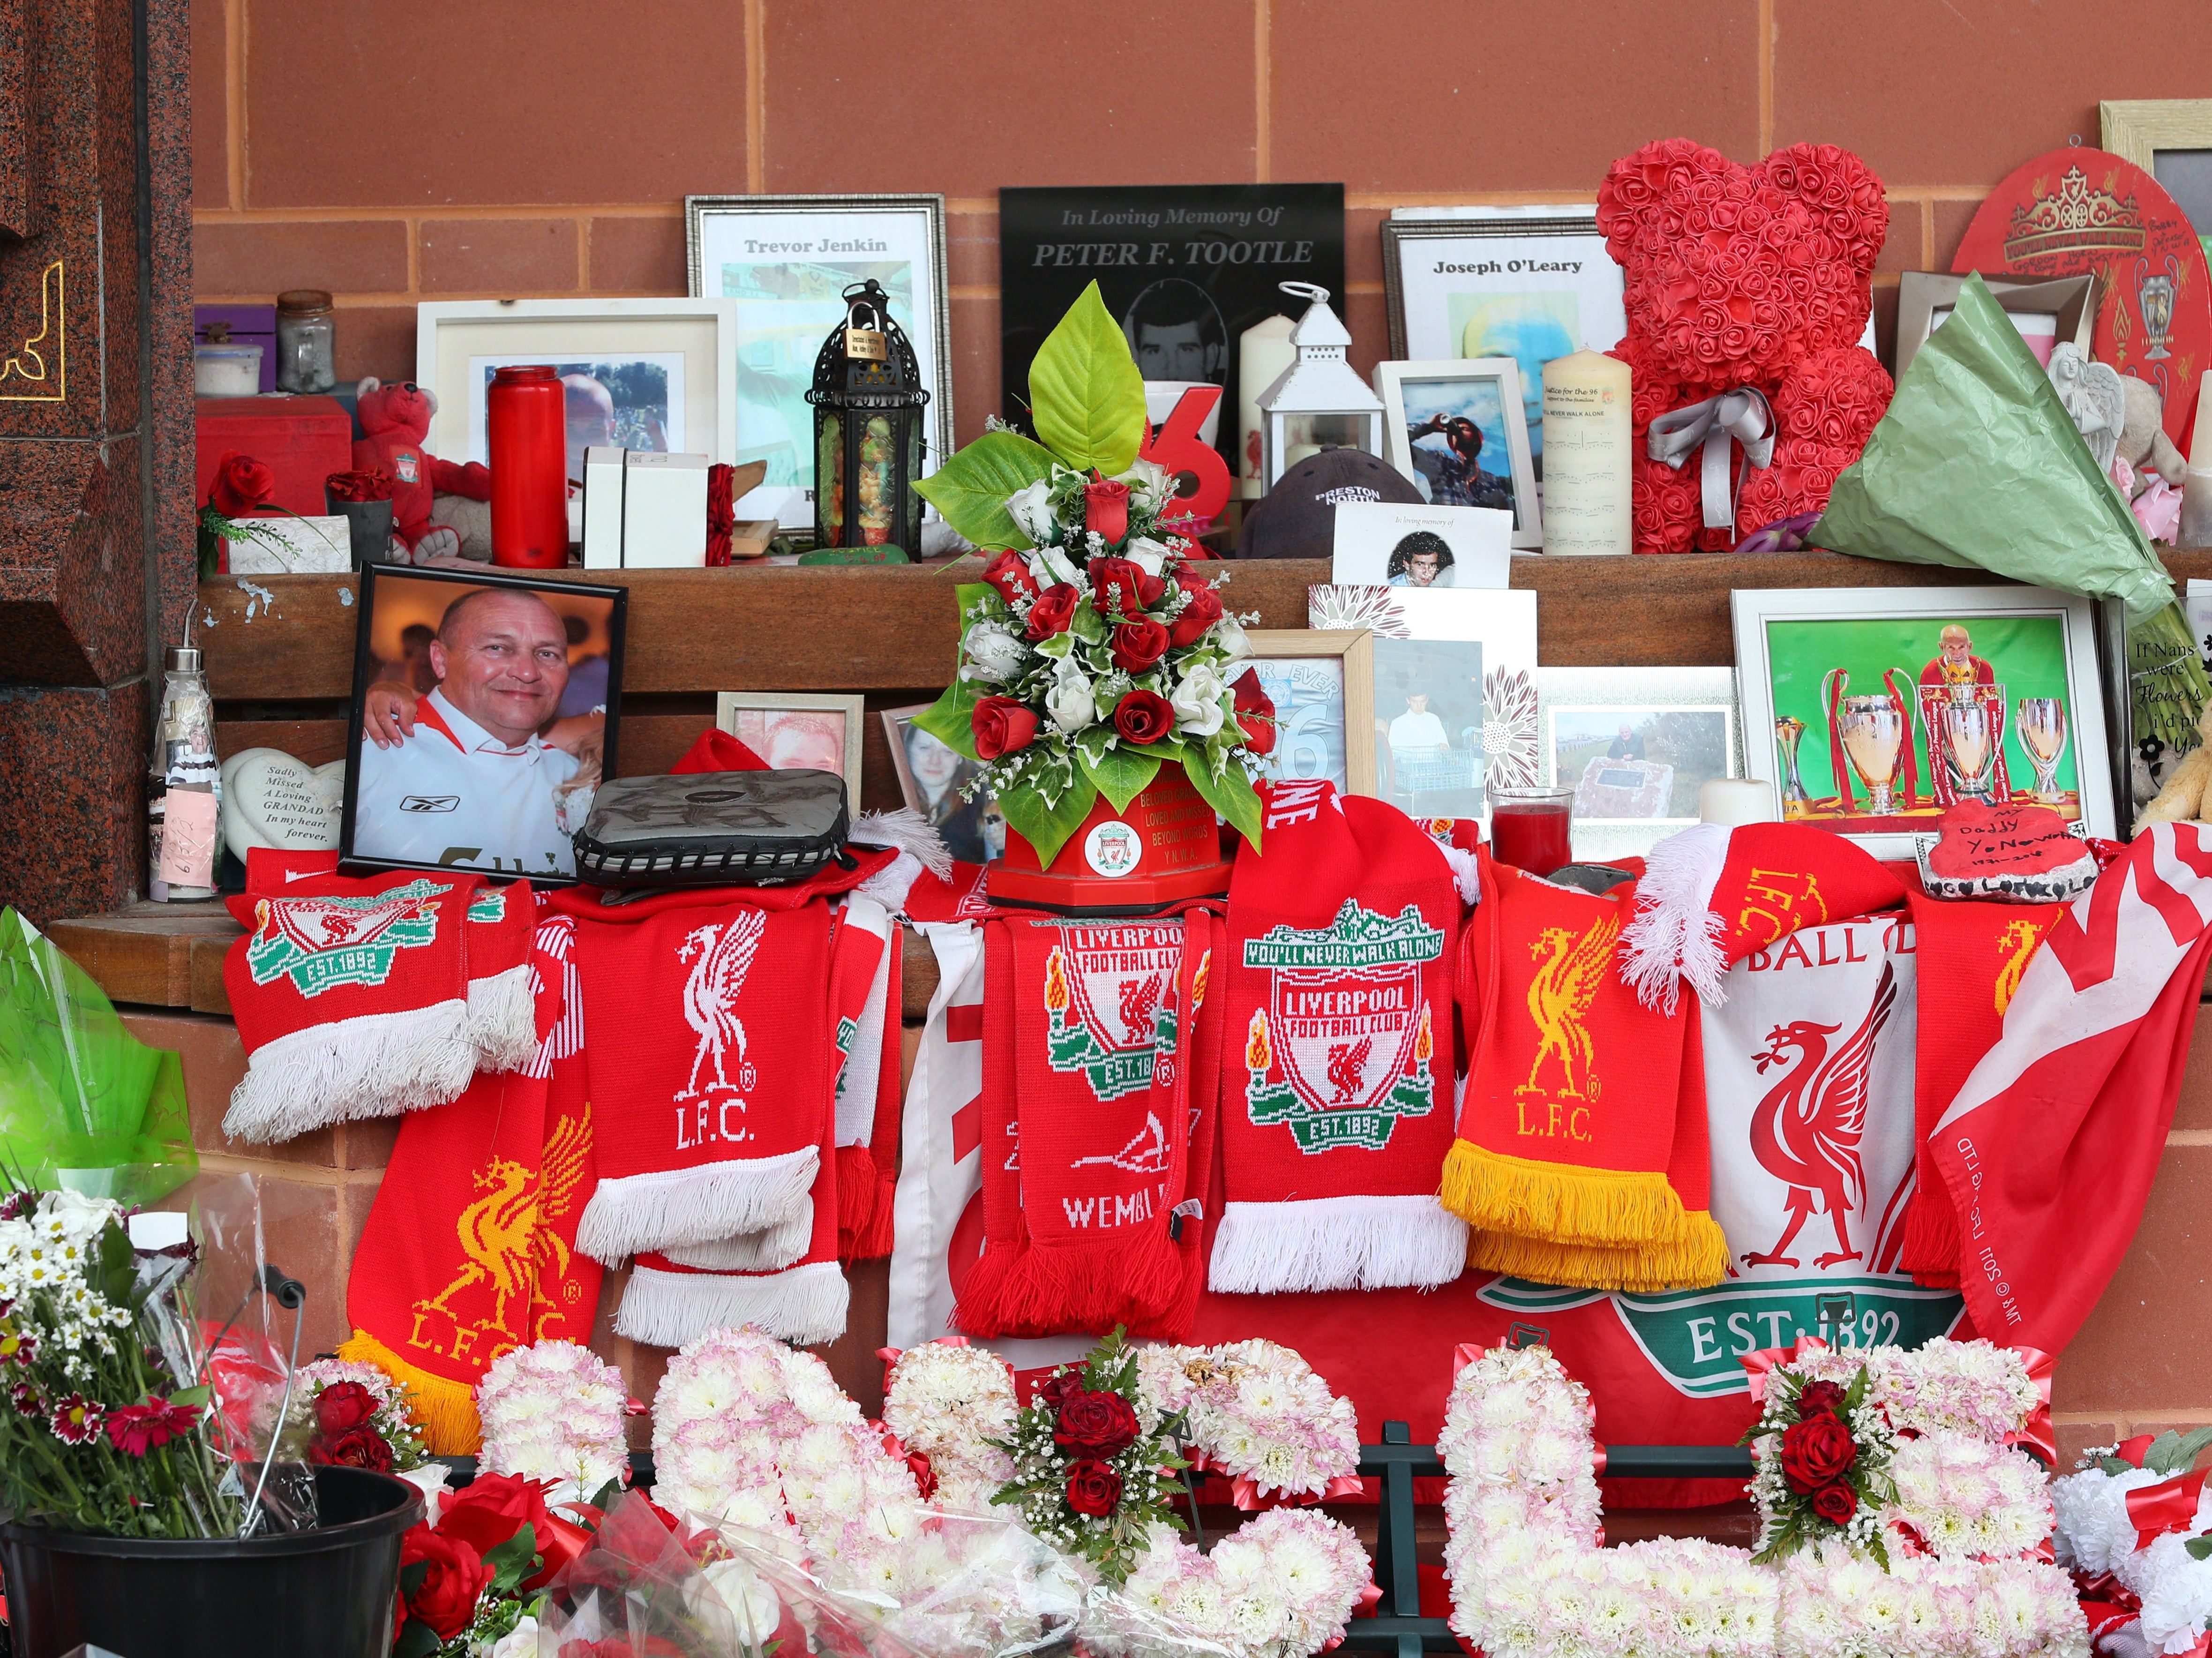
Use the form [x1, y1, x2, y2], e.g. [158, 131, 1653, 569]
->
[191, 0, 2212, 432]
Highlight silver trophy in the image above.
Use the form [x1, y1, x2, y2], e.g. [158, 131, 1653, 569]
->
[1774, 715, 1814, 817]
[2139, 257, 2179, 361]
[1935, 683, 2005, 801]
[1837, 695, 1906, 816]
[2017, 696, 2069, 803]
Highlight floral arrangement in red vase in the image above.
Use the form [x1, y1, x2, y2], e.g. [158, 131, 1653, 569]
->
[1595, 138, 1895, 554]
[1740, 1361, 1898, 1565]
[989, 1326, 1189, 1582]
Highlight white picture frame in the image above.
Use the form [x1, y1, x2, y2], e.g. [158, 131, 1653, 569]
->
[1372, 358, 1540, 549]
[416, 298, 740, 477]
[716, 692, 866, 804]
[1537, 666, 1742, 863]
[1308, 584, 1539, 823]
[1731, 585, 2114, 861]
[687, 194, 953, 531]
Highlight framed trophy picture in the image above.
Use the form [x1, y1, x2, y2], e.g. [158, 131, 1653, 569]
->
[1731, 585, 2113, 860]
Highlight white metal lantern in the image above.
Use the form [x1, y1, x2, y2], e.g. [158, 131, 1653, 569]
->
[1254, 281, 1385, 488]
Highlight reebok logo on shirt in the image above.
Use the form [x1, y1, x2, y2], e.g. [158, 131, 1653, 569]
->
[399, 795, 461, 813]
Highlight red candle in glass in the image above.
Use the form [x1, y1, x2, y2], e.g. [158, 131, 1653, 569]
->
[488, 364, 569, 568]
[1488, 788, 1575, 877]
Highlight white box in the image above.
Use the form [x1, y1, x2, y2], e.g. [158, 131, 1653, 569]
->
[622, 450, 709, 568]
[580, 445, 625, 570]
[224, 515, 352, 574]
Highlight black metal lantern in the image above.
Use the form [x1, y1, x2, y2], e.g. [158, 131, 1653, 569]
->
[805, 279, 929, 552]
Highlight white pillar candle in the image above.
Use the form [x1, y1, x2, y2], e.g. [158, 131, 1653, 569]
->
[1238, 314, 1297, 498]
[2183, 371, 2212, 547]
[1700, 777, 1779, 826]
[1539, 349, 1633, 555]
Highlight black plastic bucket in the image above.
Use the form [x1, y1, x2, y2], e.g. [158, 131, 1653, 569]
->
[0, 1465, 424, 1658]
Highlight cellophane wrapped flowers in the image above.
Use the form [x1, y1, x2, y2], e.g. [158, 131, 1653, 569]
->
[474, 1338, 630, 1503]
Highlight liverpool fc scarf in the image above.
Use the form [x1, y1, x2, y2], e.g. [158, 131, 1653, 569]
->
[1897, 892, 2061, 1285]
[337, 914, 600, 1450]
[1209, 780, 1467, 1294]
[1620, 823, 1908, 1010]
[1448, 851, 1728, 1290]
[953, 913, 1207, 1337]
[222, 865, 480, 1142]
[829, 896, 901, 1260]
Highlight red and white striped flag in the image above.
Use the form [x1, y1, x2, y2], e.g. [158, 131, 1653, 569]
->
[1929, 823, 2212, 1352]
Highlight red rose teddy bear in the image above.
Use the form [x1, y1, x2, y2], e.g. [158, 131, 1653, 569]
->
[352, 377, 492, 563]
[1595, 139, 1896, 554]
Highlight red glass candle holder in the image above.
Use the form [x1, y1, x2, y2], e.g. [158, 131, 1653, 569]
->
[1488, 786, 1575, 878]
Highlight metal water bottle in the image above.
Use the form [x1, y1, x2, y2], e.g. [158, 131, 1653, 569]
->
[147, 645, 219, 901]
[488, 363, 570, 568]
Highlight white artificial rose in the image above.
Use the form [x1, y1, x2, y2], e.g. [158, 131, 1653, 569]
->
[1006, 478, 1058, 544]
[1114, 457, 1172, 515]
[1031, 540, 1082, 589]
[482, 1614, 539, 1658]
[1123, 535, 1171, 578]
[1046, 660, 1095, 735]
[1171, 663, 1227, 737]
[961, 622, 1027, 683]
[1214, 614, 1252, 660]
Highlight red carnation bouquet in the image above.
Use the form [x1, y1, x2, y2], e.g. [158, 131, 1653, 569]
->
[989, 1327, 1189, 1582]
[1740, 1359, 1898, 1565]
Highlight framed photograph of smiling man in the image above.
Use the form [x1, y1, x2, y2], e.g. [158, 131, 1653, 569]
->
[342, 566, 626, 884]
[1382, 210, 1624, 484]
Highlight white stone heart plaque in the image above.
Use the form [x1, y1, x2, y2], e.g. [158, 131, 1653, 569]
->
[219, 747, 345, 862]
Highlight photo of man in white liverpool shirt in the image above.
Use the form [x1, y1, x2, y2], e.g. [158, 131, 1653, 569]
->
[352, 583, 608, 878]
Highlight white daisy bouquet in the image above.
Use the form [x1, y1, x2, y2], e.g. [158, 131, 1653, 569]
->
[911, 280, 1275, 866]
[474, 1338, 631, 1505]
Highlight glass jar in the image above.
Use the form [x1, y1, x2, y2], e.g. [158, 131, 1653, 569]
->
[274, 289, 336, 394]
[148, 646, 220, 900]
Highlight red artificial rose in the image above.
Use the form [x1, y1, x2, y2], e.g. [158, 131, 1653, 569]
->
[437, 1472, 551, 1583]
[1778, 1413, 1858, 1494]
[1065, 1457, 1124, 1518]
[1110, 617, 1170, 674]
[206, 451, 275, 517]
[1089, 556, 1167, 619]
[982, 549, 1040, 607]
[1167, 582, 1222, 647]
[1112, 690, 1175, 746]
[1084, 478, 1131, 546]
[310, 1422, 395, 1473]
[400, 1524, 492, 1642]
[1053, 1387, 1141, 1458]
[314, 1380, 378, 1435]
[1230, 668, 1276, 756]
[1795, 1380, 1847, 1420]
[1026, 582, 1080, 641]
[1810, 1479, 1859, 1525]
[1035, 1369, 1079, 1413]
[971, 695, 1040, 760]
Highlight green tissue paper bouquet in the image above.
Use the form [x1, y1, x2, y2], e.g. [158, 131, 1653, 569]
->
[1814, 272, 2210, 758]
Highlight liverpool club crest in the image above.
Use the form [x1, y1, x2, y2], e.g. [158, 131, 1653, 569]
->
[1240, 900, 1443, 1152]
[1042, 923, 1183, 1101]
[246, 879, 450, 997]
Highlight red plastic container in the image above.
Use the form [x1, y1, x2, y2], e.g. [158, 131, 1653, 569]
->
[193, 395, 351, 517]
[988, 769, 1229, 915]
[488, 364, 569, 568]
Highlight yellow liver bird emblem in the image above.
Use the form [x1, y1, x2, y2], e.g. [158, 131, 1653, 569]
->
[413, 1105, 592, 1350]
[1517, 914, 1620, 1102]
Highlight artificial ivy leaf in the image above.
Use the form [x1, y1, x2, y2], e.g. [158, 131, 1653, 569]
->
[997, 771, 1100, 867]
[1029, 281, 1147, 477]
[914, 429, 1055, 551]
[912, 583, 999, 761]
[1079, 741, 1162, 815]
[1181, 752, 1262, 851]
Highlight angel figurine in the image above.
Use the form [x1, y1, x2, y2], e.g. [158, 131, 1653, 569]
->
[2046, 342, 2125, 477]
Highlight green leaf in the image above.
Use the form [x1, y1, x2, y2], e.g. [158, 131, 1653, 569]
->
[1079, 742, 1162, 814]
[914, 429, 1055, 550]
[482, 1521, 540, 1596]
[913, 680, 981, 762]
[165, 1384, 211, 1408]
[1028, 281, 1147, 477]
[2096, 1455, 2137, 1476]
[2189, 1536, 2212, 1561]
[2146, 1425, 2212, 1475]
[1180, 752, 1261, 851]
[398, 1560, 430, 1599]
[997, 771, 1099, 867]
[585, 1477, 623, 1517]
[393, 1618, 442, 1658]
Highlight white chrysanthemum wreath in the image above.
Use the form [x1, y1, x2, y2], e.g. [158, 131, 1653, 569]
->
[1441, 1340, 2087, 1658]
[2051, 1425, 2212, 1657]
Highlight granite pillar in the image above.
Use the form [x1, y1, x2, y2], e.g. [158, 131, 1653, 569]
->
[0, 0, 193, 925]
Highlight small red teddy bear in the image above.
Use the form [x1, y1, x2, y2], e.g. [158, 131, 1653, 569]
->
[352, 377, 491, 562]
[1596, 139, 1896, 554]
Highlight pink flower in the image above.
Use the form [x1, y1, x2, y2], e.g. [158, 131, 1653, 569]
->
[50, 1394, 104, 1445]
[106, 1395, 201, 1457]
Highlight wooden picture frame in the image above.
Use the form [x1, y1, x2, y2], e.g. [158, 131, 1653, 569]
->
[716, 692, 866, 803]
[1241, 629, 1376, 798]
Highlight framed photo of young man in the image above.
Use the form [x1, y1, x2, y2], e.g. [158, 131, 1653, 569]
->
[342, 566, 627, 884]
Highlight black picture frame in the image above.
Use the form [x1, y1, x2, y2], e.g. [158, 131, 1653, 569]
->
[997, 183, 1345, 480]
[340, 564, 628, 886]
